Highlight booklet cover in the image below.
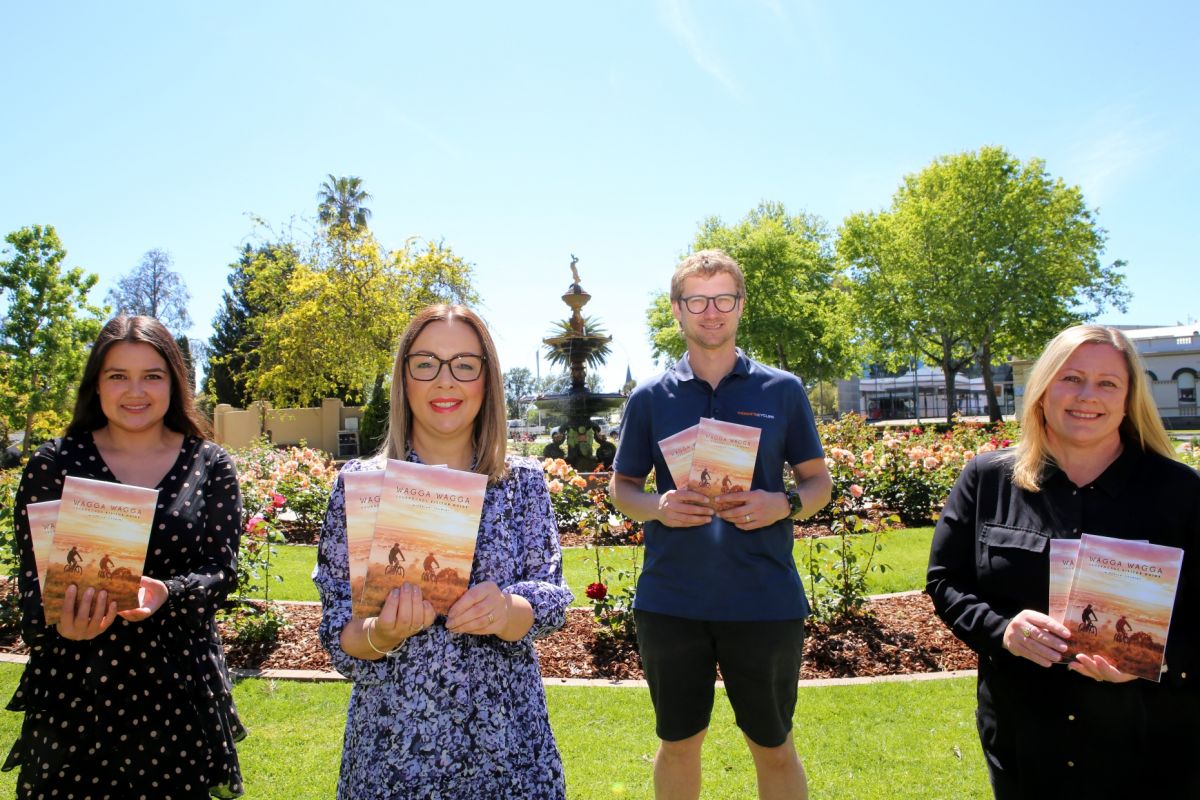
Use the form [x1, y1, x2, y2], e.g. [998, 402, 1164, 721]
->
[1047, 538, 1080, 623]
[1062, 533, 1184, 681]
[360, 460, 488, 617]
[343, 469, 385, 619]
[657, 424, 699, 490]
[26, 500, 60, 595]
[42, 477, 158, 626]
[687, 418, 761, 509]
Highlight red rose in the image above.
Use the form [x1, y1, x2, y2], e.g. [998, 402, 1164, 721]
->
[272, 493, 287, 509]
[586, 582, 608, 601]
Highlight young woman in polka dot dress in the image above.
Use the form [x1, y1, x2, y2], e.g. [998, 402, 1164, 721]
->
[3, 316, 246, 799]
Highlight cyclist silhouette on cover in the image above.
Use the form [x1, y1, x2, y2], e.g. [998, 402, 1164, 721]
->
[1115, 614, 1132, 642]
[66, 546, 82, 572]
[698, 467, 711, 488]
[422, 552, 440, 581]
[388, 543, 405, 567]
[1080, 603, 1098, 633]
[98, 553, 114, 578]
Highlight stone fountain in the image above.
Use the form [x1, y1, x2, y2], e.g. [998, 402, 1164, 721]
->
[535, 256, 627, 471]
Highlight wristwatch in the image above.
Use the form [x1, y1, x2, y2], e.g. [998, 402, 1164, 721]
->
[785, 489, 804, 520]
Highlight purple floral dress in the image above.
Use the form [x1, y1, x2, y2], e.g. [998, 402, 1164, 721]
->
[314, 454, 572, 800]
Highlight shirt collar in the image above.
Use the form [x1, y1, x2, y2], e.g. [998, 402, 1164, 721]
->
[671, 348, 751, 383]
[1044, 440, 1144, 496]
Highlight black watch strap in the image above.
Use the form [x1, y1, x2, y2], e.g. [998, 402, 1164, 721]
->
[785, 489, 804, 520]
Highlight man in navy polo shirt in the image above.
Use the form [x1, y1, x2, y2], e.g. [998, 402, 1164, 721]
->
[611, 249, 832, 800]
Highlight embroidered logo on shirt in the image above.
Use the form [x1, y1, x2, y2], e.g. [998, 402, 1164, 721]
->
[736, 410, 775, 420]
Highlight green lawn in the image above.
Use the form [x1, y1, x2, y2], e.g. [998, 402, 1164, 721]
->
[244, 544, 320, 603]
[262, 526, 936, 606]
[0, 663, 988, 798]
[561, 526, 935, 607]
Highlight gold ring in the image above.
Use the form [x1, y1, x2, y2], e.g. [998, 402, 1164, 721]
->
[487, 612, 495, 624]
[745, 514, 752, 523]
[1022, 626, 1033, 638]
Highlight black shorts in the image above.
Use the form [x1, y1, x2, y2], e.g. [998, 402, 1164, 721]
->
[634, 608, 806, 747]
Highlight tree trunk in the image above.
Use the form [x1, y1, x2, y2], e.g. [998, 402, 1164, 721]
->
[775, 342, 790, 373]
[22, 391, 40, 459]
[942, 361, 958, 423]
[980, 340, 1004, 423]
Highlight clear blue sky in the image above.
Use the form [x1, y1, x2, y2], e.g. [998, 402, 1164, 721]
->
[3, 1, 1196, 393]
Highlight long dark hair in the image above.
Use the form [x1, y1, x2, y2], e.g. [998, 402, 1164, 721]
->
[67, 315, 209, 438]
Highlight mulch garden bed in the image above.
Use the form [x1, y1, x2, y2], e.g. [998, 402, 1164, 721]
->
[210, 592, 974, 680]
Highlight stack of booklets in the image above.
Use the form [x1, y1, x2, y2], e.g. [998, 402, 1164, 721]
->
[1048, 533, 1184, 681]
[32, 476, 159, 625]
[657, 418, 761, 510]
[346, 460, 488, 618]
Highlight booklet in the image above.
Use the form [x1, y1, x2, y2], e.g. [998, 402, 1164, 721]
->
[42, 477, 158, 626]
[343, 469, 385, 619]
[687, 418, 761, 509]
[657, 424, 698, 490]
[1062, 533, 1184, 681]
[26, 500, 60, 594]
[360, 460, 488, 617]
[1047, 538, 1080, 623]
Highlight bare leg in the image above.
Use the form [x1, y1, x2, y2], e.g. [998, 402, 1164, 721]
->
[745, 731, 807, 800]
[654, 728, 707, 800]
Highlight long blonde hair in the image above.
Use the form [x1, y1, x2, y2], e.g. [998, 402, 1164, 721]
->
[381, 305, 509, 483]
[1012, 324, 1174, 491]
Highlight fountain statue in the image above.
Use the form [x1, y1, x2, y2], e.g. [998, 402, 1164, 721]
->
[535, 256, 628, 472]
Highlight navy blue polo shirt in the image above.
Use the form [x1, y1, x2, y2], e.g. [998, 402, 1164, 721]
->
[614, 350, 823, 621]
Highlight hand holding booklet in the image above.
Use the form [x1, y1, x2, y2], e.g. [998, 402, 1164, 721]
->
[357, 460, 488, 618]
[40, 476, 159, 626]
[1052, 533, 1184, 681]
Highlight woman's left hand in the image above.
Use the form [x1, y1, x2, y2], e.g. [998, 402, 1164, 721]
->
[1069, 653, 1139, 683]
[117, 576, 170, 622]
[446, 581, 510, 636]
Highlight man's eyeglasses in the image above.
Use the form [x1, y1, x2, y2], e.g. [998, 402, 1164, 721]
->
[678, 293, 741, 314]
[405, 352, 486, 382]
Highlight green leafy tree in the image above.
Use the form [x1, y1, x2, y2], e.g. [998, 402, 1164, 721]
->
[205, 243, 299, 407]
[503, 367, 535, 419]
[840, 146, 1128, 421]
[317, 175, 372, 230]
[358, 378, 391, 454]
[0, 226, 105, 456]
[246, 229, 476, 406]
[105, 248, 191, 334]
[647, 201, 859, 382]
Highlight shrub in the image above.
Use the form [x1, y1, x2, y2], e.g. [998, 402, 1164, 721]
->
[806, 497, 895, 622]
[0, 467, 22, 634]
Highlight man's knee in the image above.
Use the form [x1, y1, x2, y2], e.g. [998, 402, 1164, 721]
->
[745, 733, 800, 770]
[658, 729, 707, 763]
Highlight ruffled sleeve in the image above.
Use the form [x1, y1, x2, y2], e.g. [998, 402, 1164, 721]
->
[502, 461, 573, 641]
[162, 443, 242, 630]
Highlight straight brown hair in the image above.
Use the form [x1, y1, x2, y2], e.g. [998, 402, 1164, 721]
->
[381, 305, 509, 483]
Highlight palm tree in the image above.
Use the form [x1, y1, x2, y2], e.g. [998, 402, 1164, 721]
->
[317, 174, 372, 229]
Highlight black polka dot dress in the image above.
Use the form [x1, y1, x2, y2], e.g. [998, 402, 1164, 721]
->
[3, 433, 247, 799]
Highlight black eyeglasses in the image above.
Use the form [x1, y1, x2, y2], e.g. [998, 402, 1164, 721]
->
[405, 352, 486, 382]
[679, 293, 741, 314]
